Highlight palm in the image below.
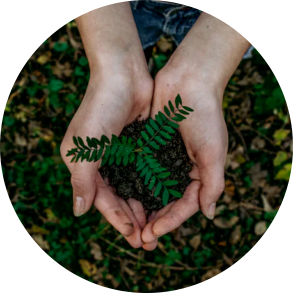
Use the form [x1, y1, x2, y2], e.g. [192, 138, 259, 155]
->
[141, 75, 228, 250]
[61, 74, 153, 248]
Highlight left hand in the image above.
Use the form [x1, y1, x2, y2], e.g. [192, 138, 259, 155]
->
[141, 61, 228, 251]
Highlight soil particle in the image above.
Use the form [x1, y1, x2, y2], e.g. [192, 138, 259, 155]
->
[100, 120, 192, 210]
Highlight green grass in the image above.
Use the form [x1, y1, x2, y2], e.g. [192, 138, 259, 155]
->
[0, 1, 293, 293]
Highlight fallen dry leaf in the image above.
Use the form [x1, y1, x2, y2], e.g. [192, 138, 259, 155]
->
[79, 259, 97, 277]
[90, 242, 103, 261]
[230, 225, 242, 244]
[213, 216, 239, 229]
[189, 235, 201, 250]
[32, 234, 50, 250]
[254, 221, 267, 236]
[200, 269, 222, 287]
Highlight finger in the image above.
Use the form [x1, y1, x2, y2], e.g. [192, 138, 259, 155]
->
[198, 163, 225, 220]
[94, 173, 134, 237]
[152, 180, 201, 237]
[127, 198, 147, 229]
[188, 164, 200, 180]
[142, 201, 176, 244]
[114, 196, 143, 248]
[142, 239, 158, 251]
[70, 162, 99, 217]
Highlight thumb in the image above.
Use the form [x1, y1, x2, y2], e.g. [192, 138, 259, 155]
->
[198, 162, 225, 220]
[70, 161, 99, 217]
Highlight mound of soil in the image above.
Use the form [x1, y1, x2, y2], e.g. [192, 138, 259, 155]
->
[100, 120, 192, 210]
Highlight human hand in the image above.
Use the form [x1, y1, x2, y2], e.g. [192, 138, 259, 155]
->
[60, 64, 153, 248]
[141, 62, 228, 250]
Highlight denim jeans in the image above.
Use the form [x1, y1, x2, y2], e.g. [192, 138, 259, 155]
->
[130, 1, 253, 58]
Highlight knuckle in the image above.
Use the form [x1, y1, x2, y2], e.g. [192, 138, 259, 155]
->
[71, 176, 86, 192]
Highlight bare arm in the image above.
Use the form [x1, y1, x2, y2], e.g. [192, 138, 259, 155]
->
[75, 3, 148, 75]
[167, 12, 251, 92]
[142, 12, 250, 250]
[61, 3, 153, 248]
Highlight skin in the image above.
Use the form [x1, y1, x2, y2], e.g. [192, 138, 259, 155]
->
[60, 3, 250, 250]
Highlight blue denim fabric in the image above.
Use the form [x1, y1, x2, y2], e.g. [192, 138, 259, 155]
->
[130, 0, 274, 58]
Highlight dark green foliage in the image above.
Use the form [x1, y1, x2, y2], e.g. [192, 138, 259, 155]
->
[66, 95, 193, 205]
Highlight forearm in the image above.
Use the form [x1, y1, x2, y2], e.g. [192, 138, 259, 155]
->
[75, 3, 147, 75]
[166, 12, 251, 93]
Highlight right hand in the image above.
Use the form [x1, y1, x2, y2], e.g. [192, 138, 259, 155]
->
[60, 65, 153, 248]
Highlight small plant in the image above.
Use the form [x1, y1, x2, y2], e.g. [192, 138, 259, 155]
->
[66, 94, 194, 206]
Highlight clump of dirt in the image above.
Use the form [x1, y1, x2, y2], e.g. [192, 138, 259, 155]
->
[100, 120, 192, 210]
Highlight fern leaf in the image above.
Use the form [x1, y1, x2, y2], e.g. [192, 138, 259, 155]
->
[110, 145, 118, 155]
[89, 149, 97, 162]
[86, 137, 94, 148]
[154, 182, 162, 197]
[163, 126, 175, 134]
[108, 155, 115, 165]
[116, 145, 125, 157]
[111, 134, 120, 144]
[164, 106, 170, 117]
[159, 131, 172, 140]
[95, 145, 104, 161]
[149, 119, 159, 130]
[162, 189, 169, 206]
[129, 152, 135, 164]
[182, 106, 194, 112]
[146, 124, 155, 136]
[175, 94, 182, 108]
[149, 176, 156, 190]
[122, 136, 127, 144]
[78, 137, 89, 150]
[157, 172, 171, 179]
[140, 166, 149, 177]
[66, 148, 78, 157]
[163, 180, 178, 186]
[76, 150, 84, 162]
[152, 167, 167, 173]
[123, 154, 129, 166]
[168, 100, 175, 113]
[155, 114, 163, 125]
[137, 138, 143, 148]
[92, 138, 101, 147]
[149, 141, 160, 150]
[82, 150, 90, 162]
[101, 135, 110, 144]
[136, 162, 146, 172]
[169, 189, 183, 198]
[154, 136, 166, 145]
[167, 120, 179, 129]
[73, 136, 79, 148]
[158, 111, 167, 122]
[179, 109, 189, 115]
[116, 155, 122, 165]
[144, 171, 152, 184]
[141, 147, 153, 154]
[141, 131, 149, 142]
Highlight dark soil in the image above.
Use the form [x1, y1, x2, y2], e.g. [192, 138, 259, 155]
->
[100, 120, 192, 210]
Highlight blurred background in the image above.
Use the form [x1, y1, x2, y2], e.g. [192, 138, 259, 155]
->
[1, 19, 292, 292]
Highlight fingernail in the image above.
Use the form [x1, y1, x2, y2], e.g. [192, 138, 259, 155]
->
[207, 202, 216, 220]
[74, 196, 85, 217]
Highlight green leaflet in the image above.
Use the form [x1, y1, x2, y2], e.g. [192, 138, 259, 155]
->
[89, 149, 97, 162]
[159, 131, 172, 140]
[155, 136, 166, 145]
[163, 126, 175, 134]
[140, 166, 149, 177]
[154, 182, 162, 197]
[101, 135, 110, 144]
[168, 100, 175, 113]
[146, 124, 155, 136]
[149, 119, 159, 130]
[144, 171, 152, 185]
[162, 189, 169, 206]
[164, 106, 170, 117]
[123, 154, 128, 166]
[78, 137, 89, 150]
[163, 180, 178, 186]
[110, 145, 118, 155]
[150, 141, 160, 150]
[116, 155, 122, 166]
[157, 172, 171, 179]
[175, 94, 182, 108]
[95, 145, 104, 161]
[169, 189, 183, 198]
[168, 120, 180, 129]
[149, 177, 156, 190]
[129, 152, 135, 164]
[141, 131, 149, 142]
[183, 106, 194, 112]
